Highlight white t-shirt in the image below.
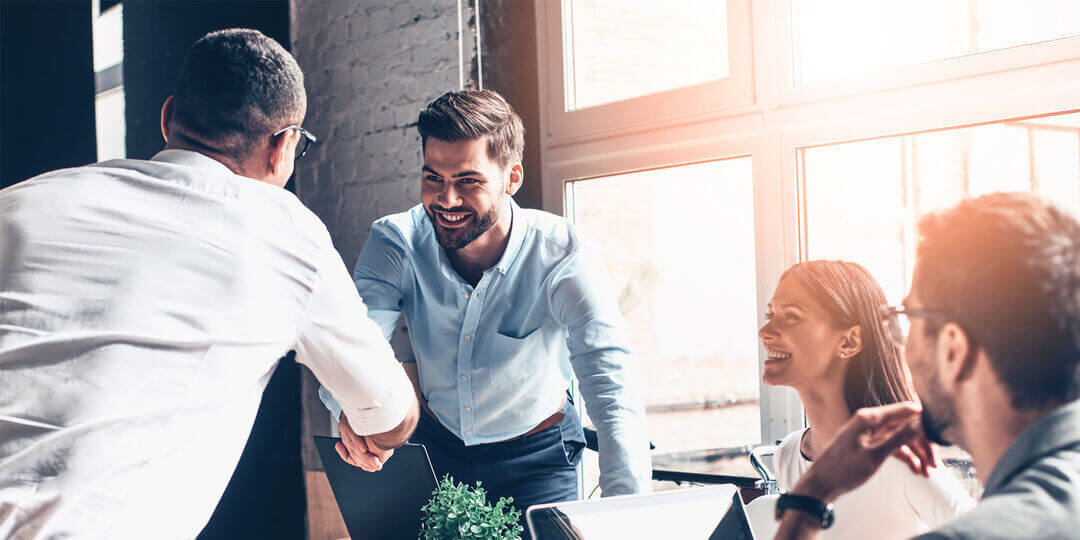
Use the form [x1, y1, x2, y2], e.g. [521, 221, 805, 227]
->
[775, 428, 975, 540]
[0, 150, 414, 539]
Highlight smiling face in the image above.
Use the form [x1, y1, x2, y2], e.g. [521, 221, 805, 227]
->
[421, 137, 515, 250]
[759, 276, 855, 389]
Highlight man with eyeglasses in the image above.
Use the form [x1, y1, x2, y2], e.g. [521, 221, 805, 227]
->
[774, 192, 1080, 539]
[0, 29, 417, 538]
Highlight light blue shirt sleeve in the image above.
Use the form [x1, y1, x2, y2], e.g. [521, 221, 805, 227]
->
[549, 250, 653, 496]
[319, 222, 409, 422]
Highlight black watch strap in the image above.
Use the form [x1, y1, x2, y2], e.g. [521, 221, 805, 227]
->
[775, 493, 835, 529]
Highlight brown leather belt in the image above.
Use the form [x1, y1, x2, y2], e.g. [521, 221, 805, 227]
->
[422, 398, 566, 443]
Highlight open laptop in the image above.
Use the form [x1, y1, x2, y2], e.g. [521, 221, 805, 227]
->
[526, 484, 756, 540]
[314, 436, 438, 540]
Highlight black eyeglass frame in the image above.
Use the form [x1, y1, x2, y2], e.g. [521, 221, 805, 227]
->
[273, 124, 318, 161]
[880, 305, 952, 347]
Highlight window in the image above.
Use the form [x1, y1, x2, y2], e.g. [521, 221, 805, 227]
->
[536, 0, 1080, 490]
[538, 0, 754, 142]
[791, 0, 1080, 86]
[802, 112, 1080, 302]
[93, 0, 124, 161]
[565, 0, 730, 110]
[569, 158, 760, 453]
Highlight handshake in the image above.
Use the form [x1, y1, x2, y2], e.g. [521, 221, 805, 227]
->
[335, 401, 420, 472]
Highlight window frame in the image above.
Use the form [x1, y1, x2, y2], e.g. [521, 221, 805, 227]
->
[535, 0, 1080, 447]
[538, 0, 756, 146]
[779, 2, 1080, 105]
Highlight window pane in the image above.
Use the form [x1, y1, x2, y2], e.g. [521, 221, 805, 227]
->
[92, 2, 123, 72]
[95, 88, 126, 161]
[569, 158, 759, 489]
[565, 0, 730, 110]
[802, 111, 1080, 302]
[93, 0, 125, 161]
[792, 0, 1080, 85]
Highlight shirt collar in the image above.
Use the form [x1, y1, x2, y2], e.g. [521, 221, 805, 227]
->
[985, 399, 1080, 494]
[150, 149, 236, 177]
[428, 199, 528, 284]
[493, 199, 527, 275]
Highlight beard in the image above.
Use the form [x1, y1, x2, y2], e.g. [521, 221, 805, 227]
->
[426, 202, 501, 250]
[921, 405, 953, 446]
[917, 369, 958, 446]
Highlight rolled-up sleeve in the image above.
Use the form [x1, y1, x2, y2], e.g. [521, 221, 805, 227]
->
[549, 250, 652, 496]
[352, 222, 411, 339]
[297, 242, 414, 436]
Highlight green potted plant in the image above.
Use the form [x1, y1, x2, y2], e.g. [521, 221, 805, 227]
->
[419, 475, 523, 539]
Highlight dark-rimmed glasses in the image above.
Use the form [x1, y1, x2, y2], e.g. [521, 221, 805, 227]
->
[881, 305, 949, 348]
[274, 125, 318, 161]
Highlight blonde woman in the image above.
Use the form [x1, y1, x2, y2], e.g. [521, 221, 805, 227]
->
[759, 261, 974, 539]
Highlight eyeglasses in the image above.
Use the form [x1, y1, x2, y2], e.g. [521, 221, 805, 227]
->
[880, 305, 950, 348]
[273, 125, 318, 161]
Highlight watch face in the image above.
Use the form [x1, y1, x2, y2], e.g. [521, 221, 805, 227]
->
[821, 503, 835, 529]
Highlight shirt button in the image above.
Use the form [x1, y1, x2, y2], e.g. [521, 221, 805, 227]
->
[461, 375, 467, 381]
[464, 334, 472, 341]
[464, 406, 471, 411]
[465, 292, 471, 298]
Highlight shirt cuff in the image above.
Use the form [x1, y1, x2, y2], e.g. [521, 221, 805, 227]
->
[320, 377, 412, 436]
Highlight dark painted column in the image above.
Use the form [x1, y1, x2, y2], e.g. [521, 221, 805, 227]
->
[123, 0, 290, 159]
[122, 3, 303, 539]
[479, 0, 544, 210]
[0, 0, 96, 189]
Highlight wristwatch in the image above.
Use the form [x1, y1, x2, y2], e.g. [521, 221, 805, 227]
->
[775, 493, 835, 529]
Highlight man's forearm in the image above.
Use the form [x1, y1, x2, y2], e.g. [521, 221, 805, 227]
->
[368, 361, 422, 450]
[774, 509, 825, 540]
[571, 349, 651, 495]
[773, 467, 836, 540]
[367, 396, 420, 450]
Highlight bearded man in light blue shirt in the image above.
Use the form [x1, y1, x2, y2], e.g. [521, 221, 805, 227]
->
[320, 90, 651, 515]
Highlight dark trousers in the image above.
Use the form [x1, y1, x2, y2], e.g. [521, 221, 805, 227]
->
[410, 399, 587, 531]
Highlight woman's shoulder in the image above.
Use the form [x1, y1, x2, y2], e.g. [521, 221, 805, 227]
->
[774, 428, 809, 490]
[776, 427, 806, 452]
[775, 428, 807, 464]
[882, 456, 976, 524]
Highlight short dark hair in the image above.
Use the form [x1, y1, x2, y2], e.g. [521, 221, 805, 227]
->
[915, 192, 1080, 409]
[171, 28, 305, 159]
[782, 260, 914, 413]
[417, 90, 524, 169]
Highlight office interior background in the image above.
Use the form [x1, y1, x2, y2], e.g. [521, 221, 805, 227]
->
[2, 1, 1079, 538]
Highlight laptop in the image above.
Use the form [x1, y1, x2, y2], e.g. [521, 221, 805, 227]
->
[526, 484, 756, 540]
[314, 436, 438, 540]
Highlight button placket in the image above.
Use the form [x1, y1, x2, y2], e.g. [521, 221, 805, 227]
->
[455, 272, 499, 443]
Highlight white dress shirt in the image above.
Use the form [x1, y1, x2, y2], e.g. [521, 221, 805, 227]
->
[0, 150, 413, 539]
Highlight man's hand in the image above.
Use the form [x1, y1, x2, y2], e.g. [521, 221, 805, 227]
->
[335, 413, 394, 472]
[334, 394, 420, 472]
[792, 402, 936, 502]
[774, 402, 936, 540]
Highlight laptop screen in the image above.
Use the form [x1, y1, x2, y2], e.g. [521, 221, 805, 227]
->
[526, 485, 754, 540]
